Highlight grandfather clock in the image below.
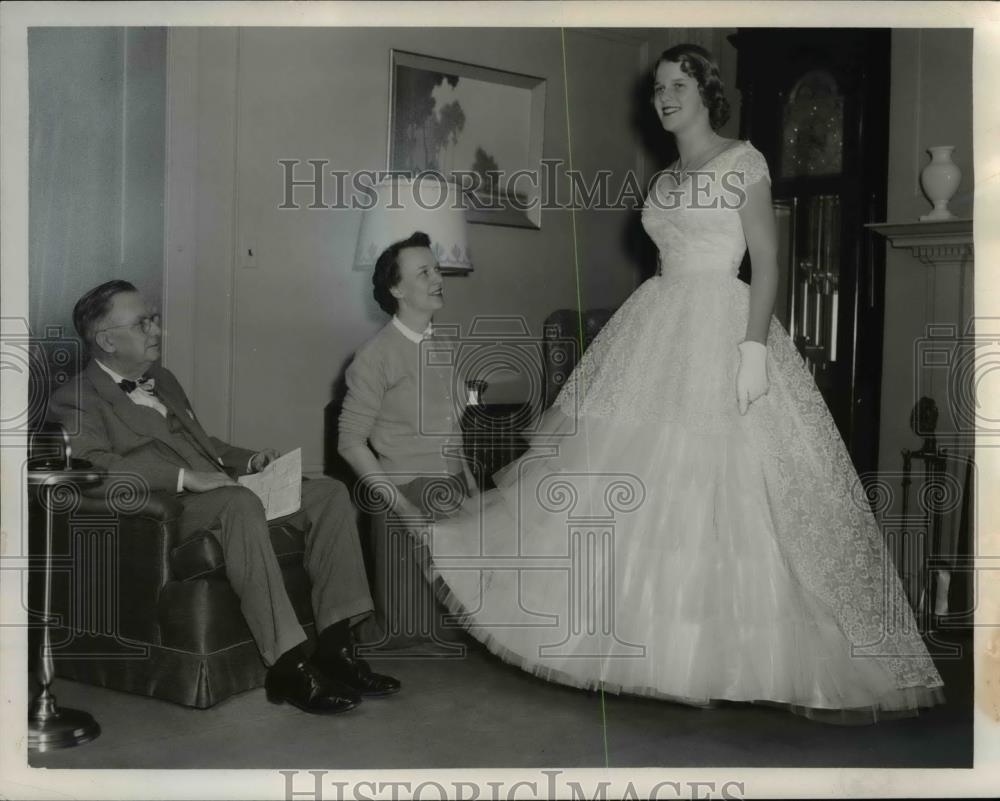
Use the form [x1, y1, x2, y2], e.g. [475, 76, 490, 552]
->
[732, 29, 891, 479]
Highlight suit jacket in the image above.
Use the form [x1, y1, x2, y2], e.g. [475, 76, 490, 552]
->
[47, 360, 256, 493]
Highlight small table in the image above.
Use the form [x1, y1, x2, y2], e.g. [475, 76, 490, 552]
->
[28, 458, 103, 752]
[461, 402, 532, 489]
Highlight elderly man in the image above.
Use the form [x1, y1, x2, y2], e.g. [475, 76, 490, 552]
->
[47, 279, 399, 714]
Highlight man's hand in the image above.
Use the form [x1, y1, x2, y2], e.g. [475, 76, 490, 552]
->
[249, 448, 281, 473]
[183, 470, 238, 493]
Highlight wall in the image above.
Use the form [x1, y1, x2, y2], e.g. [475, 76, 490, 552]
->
[164, 27, 737, 474]
[878, 29, 974, 504]
[28, 28, 166, 340]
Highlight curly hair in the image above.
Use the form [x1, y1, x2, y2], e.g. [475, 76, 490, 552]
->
[654, 44, 730, 131]
[372, 231, 432, 315]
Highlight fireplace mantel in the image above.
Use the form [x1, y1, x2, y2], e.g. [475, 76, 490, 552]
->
[866, 219, 974, 266]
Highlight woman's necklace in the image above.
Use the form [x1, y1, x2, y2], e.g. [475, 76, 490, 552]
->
[675, 137, 733, 179]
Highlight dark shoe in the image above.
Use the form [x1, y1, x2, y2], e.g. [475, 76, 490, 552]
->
[320, 646, 401, 697]
[265, 657, 361, 714]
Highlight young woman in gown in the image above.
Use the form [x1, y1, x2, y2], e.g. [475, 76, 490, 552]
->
[421, 44, 944, 722]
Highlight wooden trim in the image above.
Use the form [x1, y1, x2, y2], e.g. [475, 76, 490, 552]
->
[867, 220, 974, 266]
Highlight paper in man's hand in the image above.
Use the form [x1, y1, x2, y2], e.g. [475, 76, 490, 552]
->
[237, 448, 302, 520]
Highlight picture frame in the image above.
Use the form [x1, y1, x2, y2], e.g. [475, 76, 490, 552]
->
[387, 49, 547, 229]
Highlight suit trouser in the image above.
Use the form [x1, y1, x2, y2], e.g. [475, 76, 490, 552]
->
[178, 479, 374, 665]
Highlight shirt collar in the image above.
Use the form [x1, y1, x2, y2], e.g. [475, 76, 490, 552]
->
[392, 316, 433, 344]
[94, 358, 152, 387]
[94, 358, 130, 385]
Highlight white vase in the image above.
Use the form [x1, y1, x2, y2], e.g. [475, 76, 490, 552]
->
[919, 146, 961, 222]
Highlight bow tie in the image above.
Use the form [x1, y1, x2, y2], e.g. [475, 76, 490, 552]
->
[119, 375, 155, 394]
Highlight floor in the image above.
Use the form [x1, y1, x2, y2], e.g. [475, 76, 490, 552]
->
[30, 629, 972, 769]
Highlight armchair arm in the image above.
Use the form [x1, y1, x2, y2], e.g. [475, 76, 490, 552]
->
[50, 482, 184, 645]
[77, 489, 183, 525]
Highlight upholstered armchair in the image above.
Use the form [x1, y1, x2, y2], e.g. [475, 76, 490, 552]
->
[28, 475, 315, 709]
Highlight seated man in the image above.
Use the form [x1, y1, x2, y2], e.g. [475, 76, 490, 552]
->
[47, 279, 399, 714]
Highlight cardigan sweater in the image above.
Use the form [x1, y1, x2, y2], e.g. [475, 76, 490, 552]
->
[339, 320, 466, 484]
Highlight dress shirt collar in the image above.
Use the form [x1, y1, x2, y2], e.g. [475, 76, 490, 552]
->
[392, 315, 433, 344]
[94, 358, 137, 386]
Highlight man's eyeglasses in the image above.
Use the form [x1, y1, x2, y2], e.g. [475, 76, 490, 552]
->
[96, 313, 161, 335]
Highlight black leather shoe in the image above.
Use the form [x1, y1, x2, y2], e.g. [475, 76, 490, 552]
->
[320, 646, 401, 697]
[265, 657, 361, 714]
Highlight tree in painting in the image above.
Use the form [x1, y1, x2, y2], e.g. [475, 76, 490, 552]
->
[394, 67, 457, 172]
[392, 66, 501, 180]
[435, 100, 467, 173]
[471, 147, 500, 194]
[391, 60, 538, 218]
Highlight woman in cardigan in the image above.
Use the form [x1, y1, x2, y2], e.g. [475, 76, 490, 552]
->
[339, 231, 476, 521]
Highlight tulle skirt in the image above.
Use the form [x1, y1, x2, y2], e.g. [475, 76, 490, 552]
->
[421, 270, 944, 722]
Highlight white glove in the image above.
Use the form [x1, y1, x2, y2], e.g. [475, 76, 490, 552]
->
[736, 340, 769, 415]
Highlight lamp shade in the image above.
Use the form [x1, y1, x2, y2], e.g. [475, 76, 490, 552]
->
[353, 176, 473, 274]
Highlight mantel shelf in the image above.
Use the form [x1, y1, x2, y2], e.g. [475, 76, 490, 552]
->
[866, 219, 974, 266]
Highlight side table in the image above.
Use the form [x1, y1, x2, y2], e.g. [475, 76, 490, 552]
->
[27, 446, 103, 752]
[461, 402, 532, 490]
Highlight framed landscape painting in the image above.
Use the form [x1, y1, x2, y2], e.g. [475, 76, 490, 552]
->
[388, 50, 547, 229]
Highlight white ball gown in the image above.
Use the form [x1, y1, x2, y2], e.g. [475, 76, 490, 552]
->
[422, 140, 944, 722]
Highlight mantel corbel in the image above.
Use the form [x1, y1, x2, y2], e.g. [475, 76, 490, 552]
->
[866, 219, 974, 266]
